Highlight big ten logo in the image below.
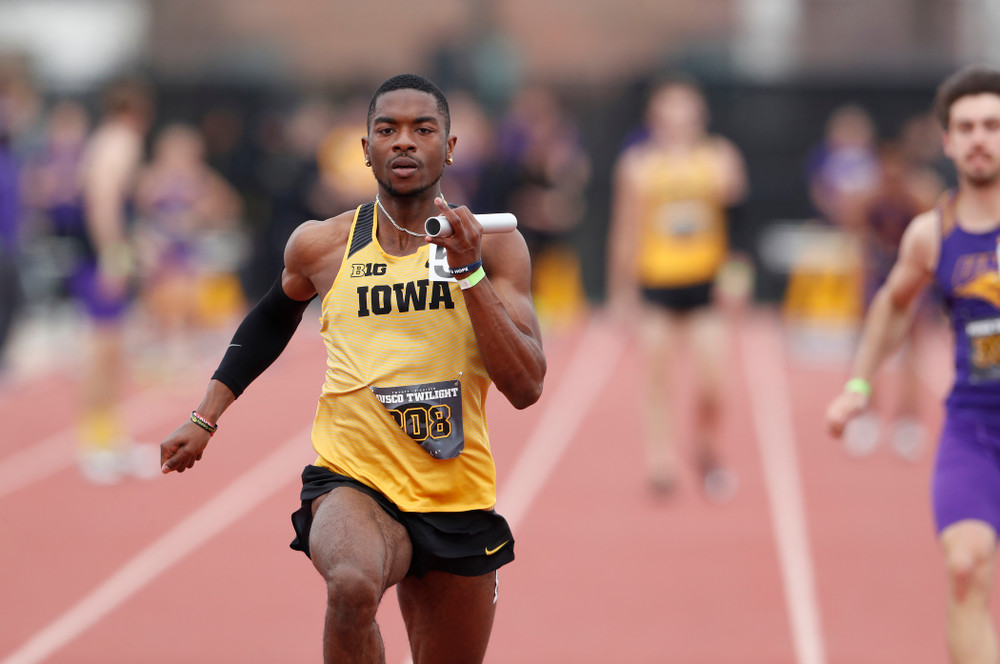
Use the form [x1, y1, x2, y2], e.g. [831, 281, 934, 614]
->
[388, 404, 452, 441]
[351, 263, 388, 277]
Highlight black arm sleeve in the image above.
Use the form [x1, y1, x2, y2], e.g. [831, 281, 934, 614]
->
[211, 275, 316, 398]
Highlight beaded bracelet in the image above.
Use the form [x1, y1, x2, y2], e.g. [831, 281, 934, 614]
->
[449, 259, 482, 276]
[190, 411, 218, 436]
[458, 266, 487, 290]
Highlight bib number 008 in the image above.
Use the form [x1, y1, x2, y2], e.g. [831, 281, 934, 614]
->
[387, 404, 453, 441]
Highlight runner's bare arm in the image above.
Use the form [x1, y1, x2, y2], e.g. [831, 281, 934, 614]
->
[427, 199, 545, 410]
[160, 215, 351, 473]
[606, 149, 643, 308]
[826, 211, 938, 436]
[712, 136, 749, 207]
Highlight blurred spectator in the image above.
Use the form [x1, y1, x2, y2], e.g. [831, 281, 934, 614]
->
[316, 95, 375, 211]
[24, 100, 90, 231]
[482, 85, 591, 327]
[842, 137, 945, 460]
[22, 100, 91, 299]
[860, 139, 943, 312]
[199, 104, 256, 196]
[784, 104, 881, 354]
[606, 74, 747, 501]
[899, 110, 956, 189]
[0, 56, 43, 153]
[74, 76, 156, 484]
[439, 90, 493, 206]
[246, 99, 335, 299]
[807, 103, 881, 231]
[133, 123, 245, 374]
[0, 102, 22, 374]
[0, 58, 41, 376]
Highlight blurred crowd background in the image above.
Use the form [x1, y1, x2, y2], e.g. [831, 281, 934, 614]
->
[0, 0, 998, 377]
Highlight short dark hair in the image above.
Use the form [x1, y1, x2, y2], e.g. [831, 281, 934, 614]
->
[102, 76, 153, 116]
[367, 73, 450, 134]
[933, 65, 1000, 128]
[647, 72, 704, 106]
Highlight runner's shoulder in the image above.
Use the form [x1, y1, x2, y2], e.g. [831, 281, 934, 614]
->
[285, 211, 356, 267]
[903, 209, 939, 245]
[899, 209, 940, 272]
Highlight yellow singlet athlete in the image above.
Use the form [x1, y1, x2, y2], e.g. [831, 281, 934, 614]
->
[607, 75, 747, 502]
[159, 74, 546, 664]
[311, 201, 497, 511]
[633, 141, 730, 288]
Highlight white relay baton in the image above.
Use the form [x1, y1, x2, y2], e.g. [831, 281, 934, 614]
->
[425, 213, 517, 238]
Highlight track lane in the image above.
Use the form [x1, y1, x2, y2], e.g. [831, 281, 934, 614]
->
[1, 308, 976, 664]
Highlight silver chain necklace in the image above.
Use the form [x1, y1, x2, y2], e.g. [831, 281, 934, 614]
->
[376, 194, 426, 238]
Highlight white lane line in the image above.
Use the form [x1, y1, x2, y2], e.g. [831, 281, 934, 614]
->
[0, 432, 74, 500]
[400, 317, 626, 664]
[739, 314, 826, 664]
[497, 319, 625, 530]
[2, 319, 622, 664]
[0, 341, 318, 501]
[1, 430, 310, 664]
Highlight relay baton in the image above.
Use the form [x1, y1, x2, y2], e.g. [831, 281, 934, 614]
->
[425, 213, 517, 238]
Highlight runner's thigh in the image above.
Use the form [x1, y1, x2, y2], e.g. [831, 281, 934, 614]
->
[689, 308, 727, 384]
[397, 570, 498, 664]
[309, 487, 412, 591]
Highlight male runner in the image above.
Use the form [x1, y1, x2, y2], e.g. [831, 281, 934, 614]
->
[827, 65, 1000, 663]
[159, 74, 546, 664]
[76, 78, 154, 483]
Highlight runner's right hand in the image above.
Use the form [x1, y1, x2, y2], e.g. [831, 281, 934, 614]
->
[160, 422, 211, 473]
[825, 390, 869, 438]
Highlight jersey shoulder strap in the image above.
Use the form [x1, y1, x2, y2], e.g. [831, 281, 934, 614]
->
[347, 202, 376, 258]
[937, 189, 958, 239]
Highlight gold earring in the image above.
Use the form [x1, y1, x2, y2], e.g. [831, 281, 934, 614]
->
[446, 156, 453, 165]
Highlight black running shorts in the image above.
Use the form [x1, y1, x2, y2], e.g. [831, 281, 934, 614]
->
[641, 281, 713, 313]
[289, 465, 515, 578]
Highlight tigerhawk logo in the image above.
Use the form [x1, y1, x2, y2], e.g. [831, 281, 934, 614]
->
[357, 279, 455, 317]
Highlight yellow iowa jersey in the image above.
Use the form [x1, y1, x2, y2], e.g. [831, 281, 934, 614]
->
[635, 143, 728, 287]
[311, 203, 496, 512]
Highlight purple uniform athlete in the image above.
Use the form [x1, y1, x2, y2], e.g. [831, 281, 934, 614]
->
[827, 66, 1000, 663]
[933, 192, 1000, 534]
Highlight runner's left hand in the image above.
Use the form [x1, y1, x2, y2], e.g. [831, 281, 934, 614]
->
[426, 197, 482, 270]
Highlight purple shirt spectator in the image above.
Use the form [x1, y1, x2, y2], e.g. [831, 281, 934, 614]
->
[0, 142, 19, 255]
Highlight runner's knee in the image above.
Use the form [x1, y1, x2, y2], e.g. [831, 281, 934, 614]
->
[944, 534, 995, 601]
[324, 564, 382, 625]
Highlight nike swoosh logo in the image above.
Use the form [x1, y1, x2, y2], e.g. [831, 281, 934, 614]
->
[485, 540, 510, 556]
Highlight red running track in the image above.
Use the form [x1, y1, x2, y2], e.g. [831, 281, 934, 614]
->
[0, 307, 990, 663]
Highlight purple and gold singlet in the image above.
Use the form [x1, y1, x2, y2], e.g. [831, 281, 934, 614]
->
[935, 192, 1000, 411]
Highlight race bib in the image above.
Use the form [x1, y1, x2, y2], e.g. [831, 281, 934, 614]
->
[655, 200, 712, 238]
[966, 317, 1000, 383]
[370, 380, 464, 459]
[428, 244, 453, 283]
